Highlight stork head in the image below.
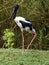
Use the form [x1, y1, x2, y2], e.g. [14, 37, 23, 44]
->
[14, 4, 19, 10]
[10, 4, 19, 19]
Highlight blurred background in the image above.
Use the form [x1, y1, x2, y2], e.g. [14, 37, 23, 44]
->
[0, 0, 49, 50]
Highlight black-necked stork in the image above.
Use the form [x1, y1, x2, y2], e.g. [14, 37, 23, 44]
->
[10, 4, 37, 49]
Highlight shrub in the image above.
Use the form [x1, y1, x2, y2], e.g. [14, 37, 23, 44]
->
[3, 29, 15, 48]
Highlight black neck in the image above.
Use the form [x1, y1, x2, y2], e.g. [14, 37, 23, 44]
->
[10, 4, 19, 19]
[13, 10, 17, 19]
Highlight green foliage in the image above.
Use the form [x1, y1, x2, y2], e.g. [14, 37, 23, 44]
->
[3, 29, 15, 48]
[0, 49, 49, 65]
[36, 25, 49, 50]
[37, 29, 44, 49]
[0, 0, 49, 49]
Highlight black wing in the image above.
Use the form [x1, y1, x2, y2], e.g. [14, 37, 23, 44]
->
[19, 20, 33, 30]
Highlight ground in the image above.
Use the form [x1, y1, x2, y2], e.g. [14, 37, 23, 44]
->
[0, 49, 49, 65]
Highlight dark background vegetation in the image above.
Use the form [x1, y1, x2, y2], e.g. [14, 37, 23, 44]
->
[0, 0, 49, 50]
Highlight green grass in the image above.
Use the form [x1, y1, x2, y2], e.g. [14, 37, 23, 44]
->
[0, 49, 49, 65]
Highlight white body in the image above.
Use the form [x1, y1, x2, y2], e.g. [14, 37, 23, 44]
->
[14, 16, 36, 33]
[14, 16, 30, 30]
[14, 16, 31, 23]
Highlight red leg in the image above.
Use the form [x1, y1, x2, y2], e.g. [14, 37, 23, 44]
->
[22, 31, 24, 49]
[27, 32, 37, 49]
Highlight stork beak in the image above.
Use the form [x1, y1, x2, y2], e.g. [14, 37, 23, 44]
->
[9, 4, 19, 19]
[9, 8, 15, 19]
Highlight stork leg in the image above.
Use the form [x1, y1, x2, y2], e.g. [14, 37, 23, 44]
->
[27, 32, 37, 49]
[22, 31, 24, 49]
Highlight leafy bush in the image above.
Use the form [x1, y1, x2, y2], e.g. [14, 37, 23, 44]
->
[3, 29, 15, 48]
